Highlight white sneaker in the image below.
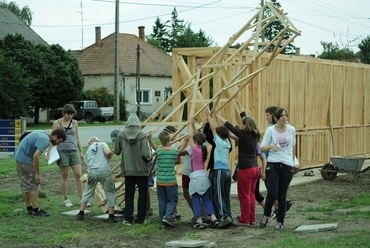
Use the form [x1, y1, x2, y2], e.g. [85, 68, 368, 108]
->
[268, 212, 276, 222]
[86, 203, 91, 207]
[64, 199, 73, 207]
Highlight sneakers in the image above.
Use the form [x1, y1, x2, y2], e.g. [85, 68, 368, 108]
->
[86, 203, 91, 207]
[209, 219, 220, 228]
[135, 218, 150, 225]
[162, 217, 175, 227]
[27, 210, 33, 216]
[33, 209, 51, 217]
[174, 213, 181, 220]
[259, 215, 269, 228]
[274, 222, 284, 231]
[122, 220, 132, 226]
[232, 219, 250, 226]
[218, 216, 232, 228]
[64, 199, 73, 207]
[76, 214, 84, 221]
[107, 216, 119, 223]
[146, 208, 153, 216]
[268, 212, 276, 222]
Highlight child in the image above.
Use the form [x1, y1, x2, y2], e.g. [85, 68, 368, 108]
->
[148, 131, 179, 227]
[204, 107, 233, 228]
[188, 117, 219, 229]
[77, 137, 118, 223]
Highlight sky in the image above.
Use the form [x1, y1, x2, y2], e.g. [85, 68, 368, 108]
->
[10, 0, 370, 55]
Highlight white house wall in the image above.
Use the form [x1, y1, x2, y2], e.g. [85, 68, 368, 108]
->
[84, 74, 172, 117]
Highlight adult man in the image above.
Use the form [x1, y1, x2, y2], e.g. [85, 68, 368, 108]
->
[114, 113, 150, 225]
[14, 129, 66, 216]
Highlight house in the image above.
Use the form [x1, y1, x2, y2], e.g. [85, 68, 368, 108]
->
[75, 26, 173, 117]
[0, 6, 47, 45]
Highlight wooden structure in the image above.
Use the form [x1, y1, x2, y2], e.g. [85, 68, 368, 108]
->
[146, 2, 370, 172]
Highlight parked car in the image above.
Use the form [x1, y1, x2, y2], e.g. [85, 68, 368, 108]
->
[51, 101, 114, 123]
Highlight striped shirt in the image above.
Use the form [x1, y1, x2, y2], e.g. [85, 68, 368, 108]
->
[156, 148, 179, 186]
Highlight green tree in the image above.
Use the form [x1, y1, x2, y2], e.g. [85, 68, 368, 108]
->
[0, 53, 33, 118]
[358, 35, 370, 64]
[0, 1, 33, 26]
[317, 41, 355, 60]
[254, 0, 295, 54]
[147, 8, 213, 53]
[0, 34, 84, 124]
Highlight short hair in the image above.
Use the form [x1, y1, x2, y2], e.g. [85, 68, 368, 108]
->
[163, 125, 177, 134]
[51, 128, 67, 141]
[88, 136, 99, 146]
[265, 106, 278, 115]
[159, 131, 171, 144]
[110, 129, 120, 142]
[62, 104, 77, 115]
[216, 126, 229, 140]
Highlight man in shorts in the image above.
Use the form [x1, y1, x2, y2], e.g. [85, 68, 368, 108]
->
[14, 129, 66, 216]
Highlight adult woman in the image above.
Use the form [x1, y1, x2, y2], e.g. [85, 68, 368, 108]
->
[215, 111, 260, 226]
[46, 104, 84, 207]
[259, 107, 296, 231]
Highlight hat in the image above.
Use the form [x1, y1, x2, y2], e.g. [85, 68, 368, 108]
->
[164, 126, 177, 133]
[88, 136, 99, 145]
[110, 129, 120, 142]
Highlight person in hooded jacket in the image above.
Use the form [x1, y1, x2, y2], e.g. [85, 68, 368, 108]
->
[114, 113, 151, 225]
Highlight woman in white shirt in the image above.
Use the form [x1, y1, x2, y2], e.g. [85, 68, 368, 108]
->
[259, 108, 296, 231]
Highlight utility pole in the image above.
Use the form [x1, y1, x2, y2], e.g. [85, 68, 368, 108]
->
[136, 44, 141, 117]
[261, 0, 265, 43]
[114, 0, 120, 121]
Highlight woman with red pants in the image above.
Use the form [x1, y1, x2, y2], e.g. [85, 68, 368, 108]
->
[215, 111, 260, 225]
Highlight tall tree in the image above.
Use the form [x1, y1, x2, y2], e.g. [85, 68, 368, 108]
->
[147, 8, 213, 53]
[254, 0, 295, 54]
[0, 34, 84, 124]
[317, 41, 355, 60]
[0, 1, 33, 26]
[357, 35, 370, 64]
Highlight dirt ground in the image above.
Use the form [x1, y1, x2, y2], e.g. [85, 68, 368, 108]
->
[3, 161, 370, 248]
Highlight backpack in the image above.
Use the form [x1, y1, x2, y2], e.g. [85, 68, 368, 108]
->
[19, 131, 32, 142]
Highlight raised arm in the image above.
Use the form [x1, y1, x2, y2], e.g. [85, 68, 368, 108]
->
[147, 131, 158, 151]
[204, 107, 216, 136]
[234, 93, 247, 117]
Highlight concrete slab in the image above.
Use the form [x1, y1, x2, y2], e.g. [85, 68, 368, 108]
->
[61, 209, 91, 216]
[295, 223, 338, 233]
[93, 213, 124, 220]
[165, 240, 216, 248]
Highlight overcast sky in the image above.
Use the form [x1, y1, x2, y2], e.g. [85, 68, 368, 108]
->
[11, 0, 370, 55]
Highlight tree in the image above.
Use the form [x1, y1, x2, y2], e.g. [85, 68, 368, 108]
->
[358, 35, 370, 64]
[0, 1, 33, 26]
[147, 8, 213, 53]
[0, 34, 84, 124]
[254, 0, 295, 54]
[317, 41, 355, 60]
[0, 53, 33, 118]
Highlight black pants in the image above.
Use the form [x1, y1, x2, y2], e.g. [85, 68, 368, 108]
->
[264, 162, 293, 224]
[210, 169, 232, 220]
[124, 176, 148, 223]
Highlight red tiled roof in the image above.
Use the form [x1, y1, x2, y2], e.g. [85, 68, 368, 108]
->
[76, 33, 172, 76]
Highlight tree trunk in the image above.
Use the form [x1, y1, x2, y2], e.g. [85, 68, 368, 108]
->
[34, 104, 40, 124]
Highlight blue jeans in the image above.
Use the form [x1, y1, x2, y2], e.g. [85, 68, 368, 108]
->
[264, 162, 293, 224]
[192, 190, 215, 218]
[157, 185, 178, 220]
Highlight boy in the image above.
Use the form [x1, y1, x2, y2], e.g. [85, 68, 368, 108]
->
[77, 137, 118, 223]
[148, 131, 179, 227]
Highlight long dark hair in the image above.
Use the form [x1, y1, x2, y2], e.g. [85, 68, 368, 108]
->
[193, 132, 208, 162]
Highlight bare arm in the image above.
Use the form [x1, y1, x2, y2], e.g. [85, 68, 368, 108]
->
[74, 120, 84, 161]
[204, 107, 216, 135]
[103, 143, 113, 160]
[188, 117, 196, 146]
[234, 93, 246, 116]
[46, 120, 59, 160]
[258, 152, 266, 180]
[147, 132, 158, 151]
[33, 149, 43, 184]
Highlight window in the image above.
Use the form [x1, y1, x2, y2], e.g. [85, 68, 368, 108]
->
[163, 87, 172, 102]
[155, 91, 161, 97]
[136, 89, 152, 104]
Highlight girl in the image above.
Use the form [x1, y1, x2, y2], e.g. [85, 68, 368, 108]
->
[188, 117, 219, 229]
[259, 107, 296, 231]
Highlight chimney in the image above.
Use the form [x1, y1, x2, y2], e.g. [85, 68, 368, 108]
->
[95, 26, 101, 47]
[138, 26, 145, 41]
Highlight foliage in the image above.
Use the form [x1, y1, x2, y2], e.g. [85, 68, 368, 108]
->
[147, 8, 214, 53]
[81, 87, 128, 120]
[317, 41, 356, 60]
[0, 34, 84, 123]
[357, 35, 370, 64]
[253, 0, 296, 54]
[0, 1, 33, 26]
[0, 53, 33, 118]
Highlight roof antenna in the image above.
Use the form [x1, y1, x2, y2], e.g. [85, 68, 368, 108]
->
[80, 0, 84, 49]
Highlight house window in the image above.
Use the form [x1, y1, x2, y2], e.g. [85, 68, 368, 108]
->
[155, 91, 161, 97]
[136, 89, 152, 105]
[163, 87, 172, 102]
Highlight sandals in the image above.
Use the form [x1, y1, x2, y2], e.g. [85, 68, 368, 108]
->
[304, 170, 315, 176]
[194, 223, 206, 229]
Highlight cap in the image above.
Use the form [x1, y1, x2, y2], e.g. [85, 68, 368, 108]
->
[88, 136, 99, 145]
[110, 129, 120, 142]
[163, 126, 177, 133]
